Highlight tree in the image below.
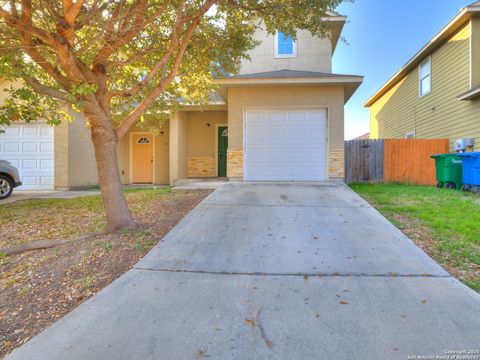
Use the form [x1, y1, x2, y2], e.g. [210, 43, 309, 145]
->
[0, 0, 347, 231]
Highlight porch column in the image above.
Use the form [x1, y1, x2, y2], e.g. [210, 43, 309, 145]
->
[169, 112, 188, 186]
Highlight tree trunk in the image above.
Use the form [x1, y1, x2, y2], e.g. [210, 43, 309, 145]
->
[90, 120, 136, 232]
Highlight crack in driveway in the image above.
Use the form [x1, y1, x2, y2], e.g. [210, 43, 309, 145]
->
[134, 267, 452, 278]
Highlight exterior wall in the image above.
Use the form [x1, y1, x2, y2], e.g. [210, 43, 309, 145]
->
[227, 85, 345, 179]
[186, 111, 227, 177]
[65, 109, 98, 189]
[329, 149, 344, 178]
[117, 131, 130, 185]
[169, 112, 188, 185]
[370, 22, 480, 150]
[471, 17, 480, 88]
[154, 123, 169, 185]
[239, 26, 333, 75]
[54, 120, 69, 189]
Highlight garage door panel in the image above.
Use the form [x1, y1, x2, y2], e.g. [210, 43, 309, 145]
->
[4, 127, 21, 136]
[22, 159, 38, 169]
[265, 129, 287, 144]
[246, 130, 265, 144]
[23, 126, 38, 136]
[40, 159, 54, 170]
[286, 111, 306, 124]
[245, 112, 265, 126]
[40, 141, 54, 152]
[245, 108, 327, 181]
[266, 112, 285, 126]
[0, 123, 54, 190]
[40, 126, 54, 136]
[22, 142, 38, 152]
[4, 142, 19, 152]
[287, 129, 307, 142]
[41, 177, 54, 187]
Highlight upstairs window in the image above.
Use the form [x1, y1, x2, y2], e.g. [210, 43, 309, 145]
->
[275, 31, 296, 58]
[419, 57, 431, 97]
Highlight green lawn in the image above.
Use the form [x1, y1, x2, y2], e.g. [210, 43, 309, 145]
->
[350, 183, 480, 292]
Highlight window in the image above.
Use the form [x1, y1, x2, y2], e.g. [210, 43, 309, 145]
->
[137, 136, 150, 144]
[405, 131, 416, 139]
[419, 57, 431, 97]
[274, 31, 296, 58]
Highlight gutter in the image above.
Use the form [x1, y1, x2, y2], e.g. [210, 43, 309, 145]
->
[214, 76, 363, 86]
[458, 85, 480, 100]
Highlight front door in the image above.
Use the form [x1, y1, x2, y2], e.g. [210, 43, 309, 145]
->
[132, 134, 153, 183]
[217, 127, 228, 177]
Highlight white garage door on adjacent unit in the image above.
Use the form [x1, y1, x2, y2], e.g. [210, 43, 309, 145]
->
[0, 123, 54, 190]
[244, 108, 327, 181]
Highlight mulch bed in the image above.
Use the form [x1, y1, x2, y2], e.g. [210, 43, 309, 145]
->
[0, 189, 211, 358]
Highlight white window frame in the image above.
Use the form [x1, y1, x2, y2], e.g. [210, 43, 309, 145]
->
[405, 131, 416, 139]
[274, 32, 297, 59]
[419, 57, 431, 97]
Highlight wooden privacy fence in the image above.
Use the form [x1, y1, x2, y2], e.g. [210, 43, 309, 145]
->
[345, 139, 449, 185]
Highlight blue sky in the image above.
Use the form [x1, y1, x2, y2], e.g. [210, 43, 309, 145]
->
[332, 0, 473, 139]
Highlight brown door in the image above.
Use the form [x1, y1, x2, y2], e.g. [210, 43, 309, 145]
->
[132, 134, 153, 183]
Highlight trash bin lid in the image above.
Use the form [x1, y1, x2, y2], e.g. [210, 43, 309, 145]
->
[458, 151, 480, 158]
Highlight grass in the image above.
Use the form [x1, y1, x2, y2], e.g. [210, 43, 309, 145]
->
[350, 183, 480, 292]
[0, 187, 172, 249]
[0, 187, 212, 358]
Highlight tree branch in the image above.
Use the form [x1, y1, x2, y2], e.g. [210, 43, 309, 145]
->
[115, 0, 217, 139]
[92, 0, 148, 67]
[22, 75, 72, 103]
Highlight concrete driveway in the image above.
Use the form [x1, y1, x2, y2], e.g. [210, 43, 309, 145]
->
[7, 183, 480, 360]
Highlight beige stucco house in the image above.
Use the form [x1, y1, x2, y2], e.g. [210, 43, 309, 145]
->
[365, 1, 480, 150]
[0, 13, 362, 190]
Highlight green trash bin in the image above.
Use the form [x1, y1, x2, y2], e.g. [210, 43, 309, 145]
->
[431, 153, 463, 190]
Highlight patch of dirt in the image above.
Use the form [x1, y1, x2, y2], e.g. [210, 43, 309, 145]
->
[0, 189, 211, 358]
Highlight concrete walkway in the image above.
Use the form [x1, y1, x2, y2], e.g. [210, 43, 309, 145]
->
[7, 183, 480, 360]
[0, 190, 100, 204]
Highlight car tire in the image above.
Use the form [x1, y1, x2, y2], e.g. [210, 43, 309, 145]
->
[0, 175, 14, 200]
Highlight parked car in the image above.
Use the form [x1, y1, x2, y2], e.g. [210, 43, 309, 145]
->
[0, 160, 22, 199]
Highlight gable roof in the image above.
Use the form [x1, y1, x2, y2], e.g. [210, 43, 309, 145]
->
[364, 1, 480, 107]
[214, 69, 363, 103]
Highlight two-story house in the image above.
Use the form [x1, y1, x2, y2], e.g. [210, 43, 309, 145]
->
[0, 13, 362, 190]
[365, 1, 480, 150]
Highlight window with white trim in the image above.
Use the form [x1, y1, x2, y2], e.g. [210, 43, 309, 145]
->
[274, 32, 296, 58]
[405, 131, 416, 139]
[419, 57, 431, 97]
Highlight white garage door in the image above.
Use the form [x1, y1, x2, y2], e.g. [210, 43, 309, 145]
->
[244, 108, 327, 181]
[0, 123, 54, 190]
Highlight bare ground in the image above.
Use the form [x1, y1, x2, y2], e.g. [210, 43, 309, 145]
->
[0, 188, 211, 358]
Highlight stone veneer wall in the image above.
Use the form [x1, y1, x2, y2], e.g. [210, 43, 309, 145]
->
[329, 149, 344, 178]
[187, 157, 216, 177]
[227, 150, 243, 178]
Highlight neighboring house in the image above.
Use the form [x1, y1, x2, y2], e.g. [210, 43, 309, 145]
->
[353, 132, 370, 140]
[365, 1, 480, 150]
[0, 12, 362, 190]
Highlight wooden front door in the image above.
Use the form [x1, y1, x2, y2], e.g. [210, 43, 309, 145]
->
[132, 134, 153, 183]
[217, 127, 228, 177]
